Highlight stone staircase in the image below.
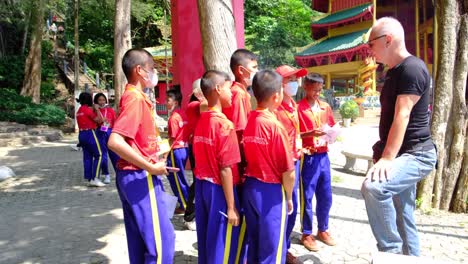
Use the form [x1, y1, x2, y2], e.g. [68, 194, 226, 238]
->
[0, 122, 64, 147]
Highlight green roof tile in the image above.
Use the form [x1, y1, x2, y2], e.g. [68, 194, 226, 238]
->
[296, 29, 368, 57]
[313, 4, 372, 25]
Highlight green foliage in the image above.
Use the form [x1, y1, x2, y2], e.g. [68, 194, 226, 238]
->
[83, 41, 113, 73]
[41, 81, 56, 100]
[0, 88, 65, 126]
[0, 55, 26, 90]
[339, 100, 359, 119]
[245, 0, 317, 68]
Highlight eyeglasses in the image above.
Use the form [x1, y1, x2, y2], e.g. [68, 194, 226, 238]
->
[367, 34, 387, 48]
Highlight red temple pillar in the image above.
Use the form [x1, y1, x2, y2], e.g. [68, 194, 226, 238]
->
[170, 0, 245, 109]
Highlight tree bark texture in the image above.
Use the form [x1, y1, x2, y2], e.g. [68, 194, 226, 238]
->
[417, 0, 468, 213]
[74, 0, 80, 92]
[440, 14, 468, 210]
[21, 0, 43, 103]
[197, 0, 237, 76]
[114, 0, 132, 110]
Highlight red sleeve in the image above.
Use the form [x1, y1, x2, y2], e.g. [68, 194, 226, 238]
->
[113, 95, 144, 140]
[217, 121, 241, 168]
[168, 112, 182, 139]
[230, 92, 248, 131]
[326, 105, 335, 126]
[85, 106, 97, 120]
[109, 108, 117, 127]
[272, 126, 294, 174]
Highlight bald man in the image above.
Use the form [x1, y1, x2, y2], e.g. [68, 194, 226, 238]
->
[361, 17, 437, 256]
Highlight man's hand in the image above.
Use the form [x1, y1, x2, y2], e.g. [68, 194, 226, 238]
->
[300, 129, 326, 138]
[287, 199, 293, 215]
[227, 207, 240, 226]
[148, 160, 168, 176]
[367, 157, 393, 182]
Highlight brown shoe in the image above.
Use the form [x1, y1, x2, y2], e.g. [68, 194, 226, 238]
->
[286, 251, 299, 264]
[316, 231, 336, 246]
[174, 207, 185, 215]
[301, 234, 319, 251]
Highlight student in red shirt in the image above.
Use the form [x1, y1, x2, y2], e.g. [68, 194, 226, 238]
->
[274, 65, 307, 264]
[166, 88, 190, 214]
[193, 70, 244, 264]
[183, 78, 208, 231]
[76, 92, 105, 187]
[94, 93, 119, 184]
[223, 49, 258, 136]
[107, 48, 176, 263]
[297, 73, 336, 252]
[242, 70, 296, 263]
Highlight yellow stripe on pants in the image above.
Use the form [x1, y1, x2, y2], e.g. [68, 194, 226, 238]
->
[299, 155, 305, 231]
[234, 216, 246, 263]
[147, 172, 163, 264]
[223, 223, 233, 264]
[170, 150, 187, 208]
[91, 130, 102, 179]
[275, 187, 287, 263]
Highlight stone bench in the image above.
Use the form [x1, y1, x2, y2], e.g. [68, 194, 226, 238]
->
[341, 150, 373, 173]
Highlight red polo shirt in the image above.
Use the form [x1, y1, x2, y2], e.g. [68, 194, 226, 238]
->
[184, 101, 201, 144]
[222, 82, 251, 131]
[243, 110, 294, 184]
[274, 99, 301, 161]
[76, 105, 98, 130]
[168, 108, 189, 149]
[193, 111, 241, 185]
[297, 99, 335, 153]
[113, 84, 160, 170]
[99, 106, 116, 127]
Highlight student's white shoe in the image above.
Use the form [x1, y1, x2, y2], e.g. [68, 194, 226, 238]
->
[184, 220, 196, 231]
[88, 179, 106, 187]
[103, 175, 111, 184]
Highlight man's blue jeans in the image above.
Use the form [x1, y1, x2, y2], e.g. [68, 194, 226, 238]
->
[361, 146, 436, 256]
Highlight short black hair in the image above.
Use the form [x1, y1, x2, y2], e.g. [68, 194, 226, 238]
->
[77, 92, 93, 107]
[93, 93, 107, 104]
[166, 89, 182, 106]
[200, 70, 231, 99]
[230, 49, 258, 73]
[252, 70, 282, 103]
[304, 73, 324, 85]
[122, 48, 153, 79]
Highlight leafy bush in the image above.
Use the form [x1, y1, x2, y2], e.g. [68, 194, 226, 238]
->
[339, 100, 359, 119]
[0, 88, 65, 126]
[0, 55, 25, 91]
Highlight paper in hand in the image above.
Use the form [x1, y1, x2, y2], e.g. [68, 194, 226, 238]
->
[320, 123, 341, 144]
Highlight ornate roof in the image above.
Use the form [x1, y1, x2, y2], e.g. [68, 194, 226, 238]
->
[312, 4, 373, 27]
[295, 29, 370, 67]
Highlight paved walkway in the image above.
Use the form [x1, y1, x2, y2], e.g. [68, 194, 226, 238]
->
[0, 123, 467, 264]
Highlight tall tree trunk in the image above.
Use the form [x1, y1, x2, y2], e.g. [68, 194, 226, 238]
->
[74, 0, 80, 92]
[197, 0, 237, 75]
[417, 0, 468, 212]
[440, 14, 468, 210]
[20, 5, 32, 55]
[452, 137, 468, 212]
[114, 0, 132, 110]
[21, 0, 44, 103]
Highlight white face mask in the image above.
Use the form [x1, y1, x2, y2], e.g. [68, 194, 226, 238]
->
[249, 71, 256, 82]
[143, 69, 158, 87]
[284, 81, 299, 96]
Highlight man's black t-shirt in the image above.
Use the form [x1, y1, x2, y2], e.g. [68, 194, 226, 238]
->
[379, 56, 432, 154]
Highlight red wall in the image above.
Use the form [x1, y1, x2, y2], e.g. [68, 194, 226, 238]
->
[171, 0, 245, 109]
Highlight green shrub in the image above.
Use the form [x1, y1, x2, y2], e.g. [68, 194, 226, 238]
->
[0, 55, 25, 91]
[0, 88, 65, 126]
[339, 100, 359, 119]
[40, 81, 56, 100]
